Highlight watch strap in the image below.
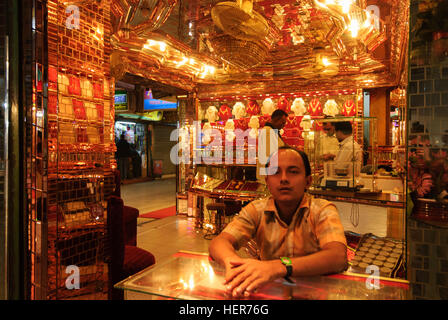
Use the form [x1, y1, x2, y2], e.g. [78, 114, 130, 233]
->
[280, 257, 293, 278]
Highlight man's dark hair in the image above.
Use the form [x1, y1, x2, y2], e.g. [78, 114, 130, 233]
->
[266, 146, 312, 177]
[334, 121, 353, 135]
[271, 109, 288, 120]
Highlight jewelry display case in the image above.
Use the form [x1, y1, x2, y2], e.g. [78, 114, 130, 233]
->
[309, 116, 379, 193]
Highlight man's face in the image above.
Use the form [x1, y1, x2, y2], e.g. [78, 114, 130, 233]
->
[335, 130, 344, 142]
[323, 122, 335, 136]
[265, 149, 312, 203]
[271, 115, 287, 130]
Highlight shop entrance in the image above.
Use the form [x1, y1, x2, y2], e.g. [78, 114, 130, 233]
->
[114, 120, 147, 180]
[113, 74, 187, 183]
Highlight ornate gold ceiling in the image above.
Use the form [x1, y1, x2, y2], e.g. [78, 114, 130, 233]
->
[109, 0, 410, 97]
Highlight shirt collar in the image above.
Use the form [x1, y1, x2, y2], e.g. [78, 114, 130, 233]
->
[264, 193, 311, 219]
[340, 135, 353, 147]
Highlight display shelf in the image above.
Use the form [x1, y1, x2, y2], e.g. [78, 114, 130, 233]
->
[190, 172, 267, 200]
[309, 188, 405, 208]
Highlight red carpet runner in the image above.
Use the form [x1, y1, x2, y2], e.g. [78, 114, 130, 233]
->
[140, 205, 177, 219]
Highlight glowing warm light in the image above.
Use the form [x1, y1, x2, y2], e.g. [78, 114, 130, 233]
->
[176, 56, 188, 67]
[204, 223, 214, 229]
[207, 66, 216, 74]
[189, 58, 195, 65]
[322, 57, 331, 66]
[363, 11, 372, 28]
[180, 278, 188, 289]
[339, 0, 352, 13]
[325, 0, 335, 4]
[202, 262, 215, 281]
[188, 275, 195, 289]
[348, 19, 360, 37]
[179, 276, 195, 290]
[315, 0, 328, 9]
[143, 40, 167, 52]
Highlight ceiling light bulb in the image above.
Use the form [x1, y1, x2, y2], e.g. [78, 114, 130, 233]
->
[177, 57, 188, 66]
[339, 0, 352, 13]
[189, 58, 195, 65]
[322, 57, 331, 66]
[159, 42, 166, 52]
[207, 66, 215, 74]
[315, 0, 328, 9]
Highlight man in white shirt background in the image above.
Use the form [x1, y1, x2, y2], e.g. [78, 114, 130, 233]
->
[256, 109, 287, 185]
[317, 120, 340, 162]
[333, 121, 363, 174]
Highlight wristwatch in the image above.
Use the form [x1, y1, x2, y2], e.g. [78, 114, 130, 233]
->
[280, 256, 293, 278]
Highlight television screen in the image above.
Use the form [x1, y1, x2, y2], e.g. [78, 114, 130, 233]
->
[143, 89, 177, 111]
[115, 90, 128, 111]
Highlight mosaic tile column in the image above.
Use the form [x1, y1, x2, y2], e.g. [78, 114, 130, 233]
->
[407, 0, 448, 300]
[36, 0, 115, 299]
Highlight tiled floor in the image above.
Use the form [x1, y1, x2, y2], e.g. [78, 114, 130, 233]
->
[121, 177, 177, 214]
[121, 178, 212, 265]
[136, 216, 211, 263]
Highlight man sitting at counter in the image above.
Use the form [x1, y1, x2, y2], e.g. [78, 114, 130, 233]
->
[209, 146, 348, 298]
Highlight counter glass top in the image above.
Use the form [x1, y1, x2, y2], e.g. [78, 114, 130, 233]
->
[115, 252, 409, 300]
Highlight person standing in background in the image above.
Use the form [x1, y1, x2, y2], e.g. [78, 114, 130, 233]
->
[333, 121, 363, 173]
[257, 109, 288, 185]
[116, 132, 132, 180]
[316, 120, 340, 162]
[125, 125, 134, 145]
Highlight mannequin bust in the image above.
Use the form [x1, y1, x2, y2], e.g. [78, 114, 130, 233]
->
[232, 102, 246, 120]
[291, 97, 307, 116]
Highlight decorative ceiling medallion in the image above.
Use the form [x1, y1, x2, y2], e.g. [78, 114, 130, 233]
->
[208, 0, 273, 70]
[208, 32, 269, 70]
[211, 0, 270, 42]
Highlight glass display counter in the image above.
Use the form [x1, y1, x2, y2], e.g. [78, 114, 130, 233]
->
[309, 116, 378, 193]
[115, 251, 409, 300]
